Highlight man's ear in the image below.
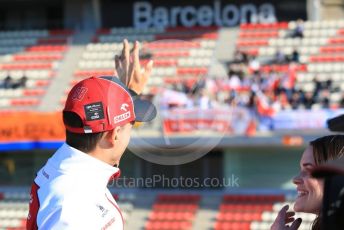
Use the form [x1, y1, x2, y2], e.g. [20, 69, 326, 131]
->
[108, 126, 121, 146]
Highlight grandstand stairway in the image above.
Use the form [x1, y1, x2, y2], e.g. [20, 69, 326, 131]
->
[124, 191, 155, 230]
[208, 28, 238, 77]
[214, 28, 239, 62]
[38, 30, 95, 111]
[192, 193, 222, 230]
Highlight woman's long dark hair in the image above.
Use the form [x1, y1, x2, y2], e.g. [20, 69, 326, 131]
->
[309, 135, 344, 230]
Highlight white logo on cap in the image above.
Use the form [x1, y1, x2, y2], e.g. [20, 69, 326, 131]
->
[114, 111, 131, 124]
[120, 103, 129, 112]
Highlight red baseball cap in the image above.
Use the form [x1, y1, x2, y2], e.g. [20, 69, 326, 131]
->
[63, 76, 156, 133]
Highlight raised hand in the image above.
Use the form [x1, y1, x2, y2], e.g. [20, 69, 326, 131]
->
[115, 39, 153, 94]
[271, 205, 302, 230]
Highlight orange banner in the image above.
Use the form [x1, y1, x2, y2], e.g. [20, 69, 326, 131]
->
[0, 112, 65, 142]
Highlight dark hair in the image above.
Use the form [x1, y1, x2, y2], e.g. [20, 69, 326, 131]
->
[310, 135, 344, 165]
[309, 135, 344, 230]
[63, 111, 104, 153]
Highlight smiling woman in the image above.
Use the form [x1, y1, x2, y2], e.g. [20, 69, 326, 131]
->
[271, 135, 344, 230]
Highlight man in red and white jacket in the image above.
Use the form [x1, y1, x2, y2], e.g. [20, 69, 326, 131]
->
[27, 40, 155, 229]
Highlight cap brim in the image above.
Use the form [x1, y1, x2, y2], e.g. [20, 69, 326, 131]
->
[133, 98, 157, 122]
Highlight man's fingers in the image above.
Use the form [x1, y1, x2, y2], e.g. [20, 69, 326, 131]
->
[133, 41, 140, 69]
[124, 39, 130, 62]
[115, 55, 120, 69]
[122, 39, 130, 85]
[290, 218, 302, 230]
[121, 39, 129, 59]
[143, 60, 154, 78]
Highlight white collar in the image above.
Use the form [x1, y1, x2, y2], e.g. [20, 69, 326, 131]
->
[47, 143, 120, 188]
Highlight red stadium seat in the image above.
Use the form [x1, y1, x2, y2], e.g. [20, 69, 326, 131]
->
[13, 54, 63, 61]
[145, 221, 192, 230]
[0, 63, 53, 70]
[49, 29, 74, 36]
[165, 26, 218, 32]
[236, 39, 269, 47]
[320, 46, 344, 53]
[239, 31, 279, 38]
[145, 194, 200, 230]
[153, 51, 189, 58]
[155, 32, 218, 40]
[144, 42, 201, 49]
[152, 204, 198, 212]
[11, 99, 40, 106]
[74, 70, 114, 78]
[310, 55, 344, 62]
[240, 22, 288, 30]
[217, 212, 262, 221]
[329, 38, 344, 44]
[96, 28, 111, 35]
[149, 211, 195, 221]
[37, 38, 68, 45]
[25, 45, 68, 52]
[223, 194, 285, 203]
[214, 221, 251, 230]
[22, 89, 45, 96]
[35, 80, 50, 87]
[177, 68, 208, 76]
[219, 203, 273, 212]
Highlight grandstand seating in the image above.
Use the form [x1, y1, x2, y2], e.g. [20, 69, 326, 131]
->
[145, 194, 201, 230]
[59, 26, 217, 105]
[214, 194, 315, 230]
[0, 29, 73, 110]
[236, 20, 344, 109]
[214, 194, 284, 230]
[0, 191, 29, 230]
[0, 190, 319, 230]
[0, 191, 136, 230]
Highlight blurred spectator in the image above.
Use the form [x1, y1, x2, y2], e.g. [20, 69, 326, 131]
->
[278, 72, 294, 99]
[228, 73, 241, 89]
[185, 93, 195, 109]
[274, 49, 286, 64]
[302, 91, 315, 109]
[3, 75, 13, 89]
[289, 91, 302, 110]
[313, 76, 332, 98]
[139, 52, 153, 60]
[319, 89, 330, 109]
[249, 56, 260, 74]
[233, 50, 248, 64]
[340, 92, 344, 108]
[12, 76, 27, 89]
[197, 89, 211, 109]
[292, 19, 304, 38]
[192, 76, 206, 94]
[290, 49, 300, 63]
